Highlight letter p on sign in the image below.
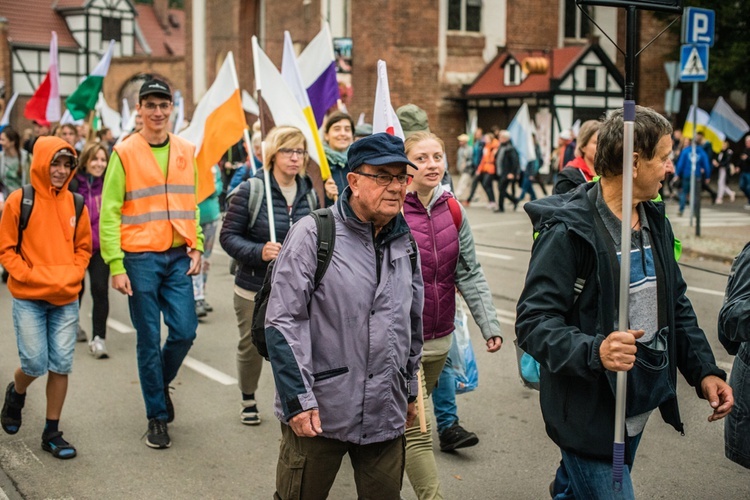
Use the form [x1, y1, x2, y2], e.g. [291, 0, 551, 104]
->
[683, 7, 715, 47]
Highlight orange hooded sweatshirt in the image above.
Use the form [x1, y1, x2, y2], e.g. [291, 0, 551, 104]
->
[0, 136, 92, 305]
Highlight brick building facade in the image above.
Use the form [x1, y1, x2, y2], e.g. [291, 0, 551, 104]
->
[186, 0, 677, 163]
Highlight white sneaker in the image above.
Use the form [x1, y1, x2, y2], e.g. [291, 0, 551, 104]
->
[88, 336, 109, 359]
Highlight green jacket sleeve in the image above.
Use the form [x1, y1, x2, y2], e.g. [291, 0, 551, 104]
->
[100, 152, 127, 276]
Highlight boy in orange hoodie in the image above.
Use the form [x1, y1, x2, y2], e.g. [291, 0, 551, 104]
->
[0, 136, 92, 459]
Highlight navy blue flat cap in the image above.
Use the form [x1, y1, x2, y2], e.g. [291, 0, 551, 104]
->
[347, 132, 418, 170]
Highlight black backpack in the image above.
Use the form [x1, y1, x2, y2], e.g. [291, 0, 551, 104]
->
[251, 208, 418, 360]
[16, 185, 85, 254]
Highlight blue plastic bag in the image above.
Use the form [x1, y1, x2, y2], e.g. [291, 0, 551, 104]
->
[450, 297, 478, 394]
[513, 339, 540, 391]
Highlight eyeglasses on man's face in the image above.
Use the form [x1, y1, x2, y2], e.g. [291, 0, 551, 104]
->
[277, 148, 308, 158]
[142, 102, 172, 111]
[353, 171, 413, 186]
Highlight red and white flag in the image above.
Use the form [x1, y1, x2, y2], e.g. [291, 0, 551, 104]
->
[372, 60, 404, 140]
[24, 32, 61, 125]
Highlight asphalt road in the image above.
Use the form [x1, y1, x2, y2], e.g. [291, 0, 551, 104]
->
[0, 203, 747, 499]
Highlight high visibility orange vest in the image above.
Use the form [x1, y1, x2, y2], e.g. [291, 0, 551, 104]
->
[114, 133, 197, 253]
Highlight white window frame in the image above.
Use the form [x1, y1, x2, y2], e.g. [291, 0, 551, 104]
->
[559, 0, 591, 42]
[448, 0, 482, 33]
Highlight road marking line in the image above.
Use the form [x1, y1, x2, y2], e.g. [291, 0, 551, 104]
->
[717, 360, 733, 373]
[476, 251, 513, 261]
[20, 440, 43, 466]
[496, 309, 516, 319]
[183, 356, 238, 386]
[0, 487, 9, 500]
[471, 220, 528, 229]
[212, 247, 228, 257]
[686, 286, 724, 297]
[499, 317, 515, 327]
[107, 318, 136, 334]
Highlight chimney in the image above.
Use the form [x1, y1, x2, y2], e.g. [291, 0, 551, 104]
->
[154, 0, 169, 30]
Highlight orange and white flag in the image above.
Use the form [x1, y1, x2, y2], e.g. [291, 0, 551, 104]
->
[180, 52, 247, 202]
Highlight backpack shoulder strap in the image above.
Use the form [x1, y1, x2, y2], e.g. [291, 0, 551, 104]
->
[72, 192, 84, 232]
[246, 177, 264, 229]
[16, 184, 35, 253]
[446, 196, 462, 230]
[309, 208, 336, 288]
[305, 187, 319, 212]
[407, 232, 418, 274]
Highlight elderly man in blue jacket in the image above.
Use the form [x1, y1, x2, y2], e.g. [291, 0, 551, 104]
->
[265, 133, 424, 499]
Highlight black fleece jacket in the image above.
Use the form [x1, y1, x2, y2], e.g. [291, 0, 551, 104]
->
[516, 182, 725, 461]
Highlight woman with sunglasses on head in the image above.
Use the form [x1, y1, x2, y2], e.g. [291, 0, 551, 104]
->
[220, 126, 319, 427]
[72, 143, 111, 357]
[402, 132, 502, 499]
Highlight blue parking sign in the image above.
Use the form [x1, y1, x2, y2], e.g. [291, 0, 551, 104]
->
[682, 7, 715, 47]
[679, 44, 709, 82]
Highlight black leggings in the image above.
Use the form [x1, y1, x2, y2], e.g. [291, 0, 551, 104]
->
[466, 173, 495, 203]
[79, 251, 110, 339]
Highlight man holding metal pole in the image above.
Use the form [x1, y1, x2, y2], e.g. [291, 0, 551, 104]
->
[516, 105, 733, 499]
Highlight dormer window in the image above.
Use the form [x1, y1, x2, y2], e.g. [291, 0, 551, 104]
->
[504, 60, 522, 86]
[102, 17, 122, 42]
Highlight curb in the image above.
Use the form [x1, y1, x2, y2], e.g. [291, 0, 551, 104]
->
[680, 246, 735, 264]
[0, 467, 22, 500]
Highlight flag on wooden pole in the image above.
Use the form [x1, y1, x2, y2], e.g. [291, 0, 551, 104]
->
[180, 52, 247, 203]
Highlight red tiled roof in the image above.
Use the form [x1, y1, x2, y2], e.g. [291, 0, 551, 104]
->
[465, 45, 588, 98]
[134, 5, 185, 57]
[53, 0, 87, 8]
[0, 0, 79, 48]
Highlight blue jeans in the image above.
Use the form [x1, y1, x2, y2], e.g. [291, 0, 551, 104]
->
[552, 433, 643, 500]
[518, 174, 538, 202]
[12, 299, 78, 376]
[432, 355, 458, 434]
[124, 247, 197, 421]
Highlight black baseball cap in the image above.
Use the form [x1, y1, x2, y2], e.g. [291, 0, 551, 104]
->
[139, 78, 172, 100]
[347, 133, 418, 170]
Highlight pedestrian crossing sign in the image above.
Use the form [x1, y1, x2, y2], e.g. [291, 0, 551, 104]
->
[679, 44, 709, 82]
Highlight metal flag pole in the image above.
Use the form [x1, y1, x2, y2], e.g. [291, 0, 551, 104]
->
[612, 7, 638, 489]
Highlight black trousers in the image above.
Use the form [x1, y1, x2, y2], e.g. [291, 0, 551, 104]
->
[79, 251, 110, 339]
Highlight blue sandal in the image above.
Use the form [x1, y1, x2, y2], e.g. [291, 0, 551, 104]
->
[42, 431, 77, 459]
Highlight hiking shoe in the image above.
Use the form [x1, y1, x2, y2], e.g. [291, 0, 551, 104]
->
[41, 430, 77, 459]
[195, 300, 208, 318]
[165, 386, 174, 423]
[1, 382, 25, 435]
[439, 422, 479, 452]
[203, 301, 214, 313]
[146, 419, 171, 449]
[240, 400, 261, 425]
[76, 325, 87, 343]
[88, 336, 109, 359]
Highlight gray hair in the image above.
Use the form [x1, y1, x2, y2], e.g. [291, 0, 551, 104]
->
[594, 106, 672, 177]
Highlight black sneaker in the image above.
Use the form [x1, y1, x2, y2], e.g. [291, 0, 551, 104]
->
[1, 382, 25, 435]
[439, 422, 479, 452]
[165, 386, 174, 423]
[203, 301, 214, 313]
[146, 418, 171, 449]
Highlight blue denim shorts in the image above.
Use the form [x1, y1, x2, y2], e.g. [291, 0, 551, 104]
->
[12, 299, 79, 377]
